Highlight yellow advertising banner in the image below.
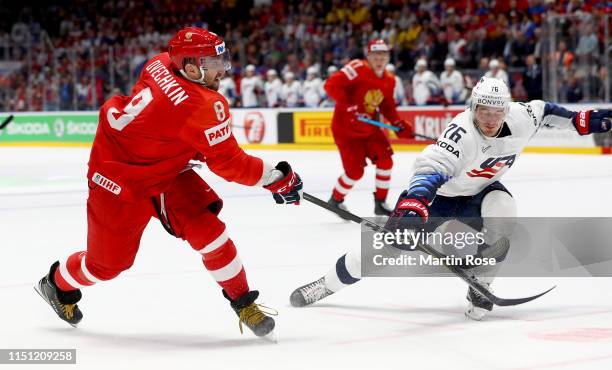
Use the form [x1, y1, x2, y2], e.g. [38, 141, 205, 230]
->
[293, 111, 334, 144]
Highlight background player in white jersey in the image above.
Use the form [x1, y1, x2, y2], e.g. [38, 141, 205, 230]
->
[281, 71, 302, 107]
[319, 65, 339, 107]
[440, 58, 467, 104]
[485, 59, 510, 87]
[218, 74, 237, 106]
[264, 69, 283, 107]
[385, 64, 407, 106]
[412, 58, 441, 105]
[302, 66, 324, 108]
[290, 77, 612, 320]
[240, 64, 263, 108]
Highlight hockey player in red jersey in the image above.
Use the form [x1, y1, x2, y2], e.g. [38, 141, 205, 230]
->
[324, 39, 415, 217]
[34, 27, 302, 337]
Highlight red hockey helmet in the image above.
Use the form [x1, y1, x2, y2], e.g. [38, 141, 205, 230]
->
[168, 27, 231, 81]
[367, 39, 390, 54]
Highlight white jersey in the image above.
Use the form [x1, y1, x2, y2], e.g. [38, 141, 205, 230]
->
[240, 76, 263, 108]
[302, 77, 324, 107]
[440, 70, 466, 103]
[281, 81, 302, 107]
[264, 78, 283, 107]
[413, 101, 576, 197]
[218, 76, 237, 106]
[484, 69, 510, 87]
[412, 71, 440, 105]
[393, 75, 407, 106]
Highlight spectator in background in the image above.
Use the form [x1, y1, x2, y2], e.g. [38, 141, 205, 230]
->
[412, 58, 441, 106]
[575, 23, 599, 61]
[281, 71, 301, 108]
[523, 54, 543, 100]
[75, 76, 91, 110]
[440, 58, 467, 104]
[302, 66, 324, 108]
[264, 69, 283, 108]
[562, 72, 584, 103]
[385, 64, 407, 106]
[240, 64, 263, 108]
[485, 59, 510, 87]
[553, 40, 574, 76]
[219, 74, 237, 107]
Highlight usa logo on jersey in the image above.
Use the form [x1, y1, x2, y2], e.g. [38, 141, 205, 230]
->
[466, 155, 516, 179]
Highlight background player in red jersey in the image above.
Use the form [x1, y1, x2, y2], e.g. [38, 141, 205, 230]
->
[324, 39, 415, 217]
[34, 27, 302, 337]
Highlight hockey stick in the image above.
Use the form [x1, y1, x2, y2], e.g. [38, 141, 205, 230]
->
[0, 114, 14, 130]
[302, 192, 556, 307]
[357, 116, 437, 141]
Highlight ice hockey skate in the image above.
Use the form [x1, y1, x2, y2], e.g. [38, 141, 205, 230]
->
[290, 277, 335, 307]
[34, 261, 83, 327]
[465, 283, 494, 321]
[327, 196, 352, 220]
[224, 290, 276, 337]
[373, 194, 393, 216]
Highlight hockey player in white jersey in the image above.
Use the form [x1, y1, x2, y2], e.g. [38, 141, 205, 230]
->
[264, 69, 283, 107]
[240, 64, 263, 108]
[412, 58, 441, 105]
[290, 77, 612, 320]
[302, 66, 324, 108]
[440, 58, 467, 104]
[281, 71, 302, 107]
[385, 64, 407, 106]
[485, 59, 510, 87]
[218, 74, 237, 106]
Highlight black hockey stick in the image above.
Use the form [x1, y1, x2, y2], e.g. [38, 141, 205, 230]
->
[0, 114, 14, 130]
[303, 192, 555, 307]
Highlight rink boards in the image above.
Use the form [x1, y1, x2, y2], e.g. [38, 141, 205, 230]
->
[0, 105, 609, 154]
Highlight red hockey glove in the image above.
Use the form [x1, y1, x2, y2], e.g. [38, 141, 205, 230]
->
[393, 119, 415, 139]
[385, 190, 429, 236]
[263, 161, 303, 205]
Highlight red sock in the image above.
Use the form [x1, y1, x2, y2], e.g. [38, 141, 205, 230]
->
[197, 229, 249, 301]
[54, 251, 103, 291]
[332, 173, 358, 201]
[375, 167, 392, 201]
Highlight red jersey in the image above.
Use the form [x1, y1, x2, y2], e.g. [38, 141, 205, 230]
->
[88, 53, 264, 201]
[324, 59, 400, 138]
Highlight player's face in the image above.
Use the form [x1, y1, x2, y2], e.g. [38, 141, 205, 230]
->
[204, 67, 225, 91]
[475, 105, 506, 137]
[201, 54, 231, 90]
[367, 51, 390, 77]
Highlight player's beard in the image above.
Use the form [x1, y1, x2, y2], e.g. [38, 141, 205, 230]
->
[205, 71, 224, 91]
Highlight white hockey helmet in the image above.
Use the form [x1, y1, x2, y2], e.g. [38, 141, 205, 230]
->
[470, 76, 511, 115]
[306, 66, 318, 75]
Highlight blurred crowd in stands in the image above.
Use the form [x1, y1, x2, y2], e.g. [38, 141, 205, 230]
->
[0, 0, 610, 111]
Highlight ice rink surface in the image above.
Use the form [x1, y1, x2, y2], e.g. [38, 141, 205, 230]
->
[1, 147, 612, 370]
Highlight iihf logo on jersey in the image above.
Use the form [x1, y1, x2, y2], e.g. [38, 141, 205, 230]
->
[466, 155, 516, 179]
